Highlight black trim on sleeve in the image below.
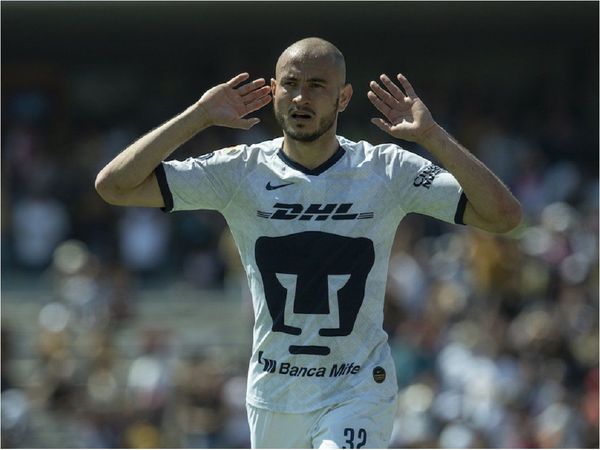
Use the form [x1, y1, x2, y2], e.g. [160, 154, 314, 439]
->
[154, 163, 174, 213]
[454, 192, 468, 225]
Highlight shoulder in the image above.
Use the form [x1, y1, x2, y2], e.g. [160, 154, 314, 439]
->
[337, 135, 419, 167]
[194, 137, 283, 165]
[246, 137, 283, 160]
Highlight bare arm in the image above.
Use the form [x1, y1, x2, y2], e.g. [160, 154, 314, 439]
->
[95, 73, 272, 207]
[368, 73, 522, 233]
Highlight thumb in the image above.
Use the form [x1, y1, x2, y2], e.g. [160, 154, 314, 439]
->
[371, 118, 392, 133]
[233, 117, 260, 130]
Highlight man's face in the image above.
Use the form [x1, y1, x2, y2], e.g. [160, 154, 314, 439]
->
[272, 56, 349, 142]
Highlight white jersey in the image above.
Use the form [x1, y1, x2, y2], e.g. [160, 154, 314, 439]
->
[156, 136, 466, 414]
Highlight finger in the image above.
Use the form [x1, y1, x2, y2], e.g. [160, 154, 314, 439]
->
[237, 78, 266, 96]
[243, 94, 272, 115]
[242, 85, 271, 105]
[367, 90, 393, 118]
[370, 118, 393, 134]
[227, 72, 250, 88]
[369, 80, 400, 109]
[380, 74, 406, 101]
[396, 73, 417, 98]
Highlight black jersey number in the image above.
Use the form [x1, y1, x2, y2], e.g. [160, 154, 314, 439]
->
[343, 428, 367, 448]
[255, 232, 375, 355]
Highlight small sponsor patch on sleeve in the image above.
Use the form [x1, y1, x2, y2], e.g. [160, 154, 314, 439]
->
[413, 164, 445, 189]
[224, 145, 243, 155]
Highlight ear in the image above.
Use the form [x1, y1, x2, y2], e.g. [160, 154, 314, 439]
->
[270, 78, 277, 95]
[338, 83, 353, 112]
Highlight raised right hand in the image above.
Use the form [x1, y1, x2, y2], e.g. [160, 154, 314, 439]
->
[196, 73, 272, 130]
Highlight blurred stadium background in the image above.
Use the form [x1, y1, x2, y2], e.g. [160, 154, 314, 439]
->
[1, 2, 598, 448]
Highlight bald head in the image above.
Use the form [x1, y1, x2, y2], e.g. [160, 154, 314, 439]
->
[276, 37, 346, 85]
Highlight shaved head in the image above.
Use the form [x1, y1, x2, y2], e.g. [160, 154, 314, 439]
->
[276, 37, 346, 85]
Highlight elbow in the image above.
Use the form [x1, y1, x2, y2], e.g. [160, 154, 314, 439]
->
[94, 170, 121, 205]
[467, 195, 523, 234]
[495, 199, 523, 233]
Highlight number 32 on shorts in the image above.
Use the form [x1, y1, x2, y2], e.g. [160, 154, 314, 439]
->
[343, 427, 367, 448]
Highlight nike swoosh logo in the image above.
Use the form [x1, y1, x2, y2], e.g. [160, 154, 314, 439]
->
[266, 181, 294, 191]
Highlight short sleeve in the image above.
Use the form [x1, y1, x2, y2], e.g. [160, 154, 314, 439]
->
[155, 145, 247, 213]
[392, 148, 466, 225]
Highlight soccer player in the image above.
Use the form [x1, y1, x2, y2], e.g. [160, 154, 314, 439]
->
[95, 37, 521, 448]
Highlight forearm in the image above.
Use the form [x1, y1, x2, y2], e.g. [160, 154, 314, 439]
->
[418, 124, 521, 229]
[96, 102, 209, 193]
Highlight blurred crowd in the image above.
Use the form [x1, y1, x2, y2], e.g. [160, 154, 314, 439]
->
[1, 47, 598, 448]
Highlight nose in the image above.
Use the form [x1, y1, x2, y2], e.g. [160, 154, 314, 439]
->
[292, 85, 310, 105]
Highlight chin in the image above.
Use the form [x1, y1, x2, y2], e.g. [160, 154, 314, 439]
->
[287, 130, 323, 142]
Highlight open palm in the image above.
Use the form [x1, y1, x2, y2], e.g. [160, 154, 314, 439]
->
[367, 73, 436, 143]
[197, 73, 272, 130]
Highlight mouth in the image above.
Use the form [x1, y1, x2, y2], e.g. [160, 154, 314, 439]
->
[290, 110, 314, 121]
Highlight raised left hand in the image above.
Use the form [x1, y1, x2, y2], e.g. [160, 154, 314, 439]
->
[367, 73, 437, 143]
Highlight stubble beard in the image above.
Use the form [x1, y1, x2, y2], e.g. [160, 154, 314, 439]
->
[275, 98, 339, 143]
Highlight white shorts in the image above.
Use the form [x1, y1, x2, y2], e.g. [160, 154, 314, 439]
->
[246, 394, 398, 449]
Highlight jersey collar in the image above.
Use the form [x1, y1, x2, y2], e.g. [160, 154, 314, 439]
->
[277, 144, 346, 176]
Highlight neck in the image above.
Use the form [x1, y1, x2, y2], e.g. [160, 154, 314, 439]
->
[282, 129, 339, 170]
